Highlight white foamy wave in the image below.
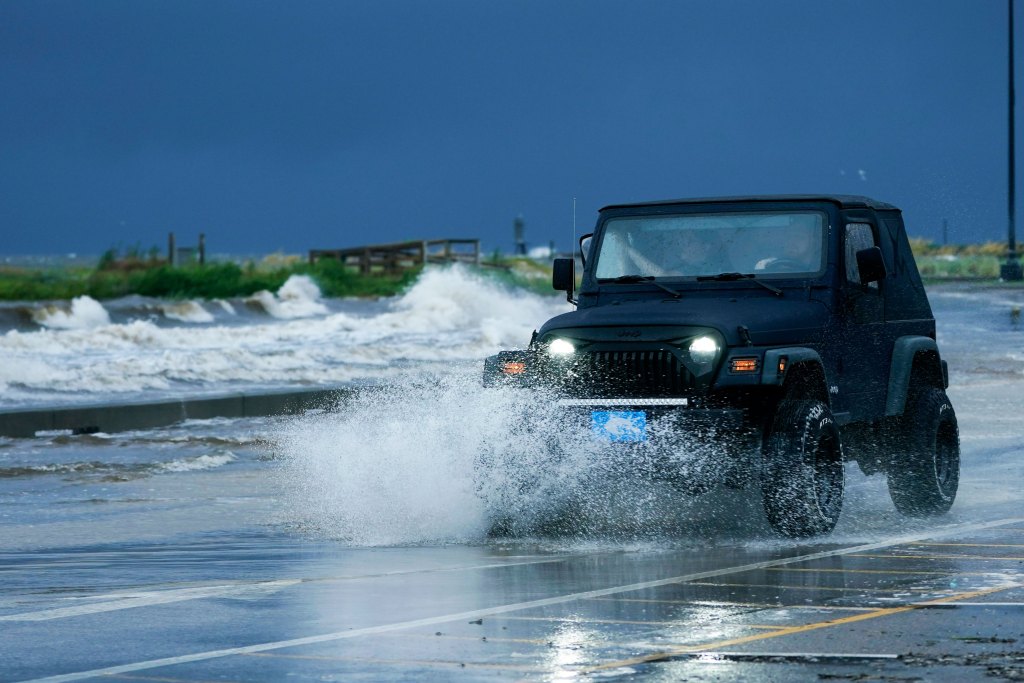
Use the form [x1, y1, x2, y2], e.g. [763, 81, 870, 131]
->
[0, 266, 569, 403]
[158, 452, 237, 472]
[351, 264, 568, 348]
[32, 296, 111, 330]
[161, 301, 214, 324]
[247, 275, 328, 319]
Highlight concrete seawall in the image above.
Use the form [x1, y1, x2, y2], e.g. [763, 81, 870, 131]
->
[0, 386, 353, 438]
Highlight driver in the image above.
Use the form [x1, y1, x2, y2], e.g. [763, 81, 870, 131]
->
[754, 221, 820, 272]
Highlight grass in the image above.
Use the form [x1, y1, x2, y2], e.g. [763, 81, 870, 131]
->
[2, 238, 1019, 302]
[0, 255, 423, 302]
[909, 237, 1014, 281]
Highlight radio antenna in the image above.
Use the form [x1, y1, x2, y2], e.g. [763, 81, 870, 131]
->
[572, 197, 577, 259]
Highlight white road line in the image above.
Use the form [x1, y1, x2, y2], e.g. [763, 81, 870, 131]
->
[0, 581, 301, 622]
[19, 516, 1024, 683]
[1, 556, 577, 622]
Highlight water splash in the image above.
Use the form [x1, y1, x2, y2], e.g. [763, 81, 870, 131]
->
[273, 370, 751, 546]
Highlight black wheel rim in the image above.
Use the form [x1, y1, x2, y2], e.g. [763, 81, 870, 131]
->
[813, 433, 842, 516]
[934, 421, 959, 492]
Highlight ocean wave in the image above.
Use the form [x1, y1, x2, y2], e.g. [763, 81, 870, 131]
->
[157, 452, 237, 472]
[160, 301, 214, 323]
[0, 451, 237, 479]
[246, 275, 329, 319]
[31, 296, 111, 330]
[0, 266, 570, 402]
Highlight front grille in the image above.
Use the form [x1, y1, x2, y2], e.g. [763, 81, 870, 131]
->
[562, 349, 696, 397]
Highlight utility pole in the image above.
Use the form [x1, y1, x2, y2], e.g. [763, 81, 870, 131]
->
[1004, 0, 1023, 280]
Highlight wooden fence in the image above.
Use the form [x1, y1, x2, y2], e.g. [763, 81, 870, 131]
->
[309, 239, 480, 275]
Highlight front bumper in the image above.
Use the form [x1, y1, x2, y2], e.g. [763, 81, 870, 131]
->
[556, 397, 746, 431]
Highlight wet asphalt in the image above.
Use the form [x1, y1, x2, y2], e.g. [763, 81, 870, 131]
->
[3, 285, 1024, 681]
[3, 515, 1023, 682]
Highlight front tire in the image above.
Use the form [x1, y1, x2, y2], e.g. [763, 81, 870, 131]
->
[887, 387, 960, 516]
[762, 400, 844, 537]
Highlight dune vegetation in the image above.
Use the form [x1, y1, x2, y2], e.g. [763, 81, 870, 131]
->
[0, 249, 420, 301]
[0, 238, 1019, 302]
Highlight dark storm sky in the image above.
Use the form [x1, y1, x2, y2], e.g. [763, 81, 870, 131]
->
[0, 0, 1016, 255]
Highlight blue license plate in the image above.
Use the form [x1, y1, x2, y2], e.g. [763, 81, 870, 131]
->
[591, 410, 647, 442]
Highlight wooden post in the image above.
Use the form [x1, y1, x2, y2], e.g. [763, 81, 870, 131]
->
[198, 233, 206, 266]
[168, 232, 176, 267]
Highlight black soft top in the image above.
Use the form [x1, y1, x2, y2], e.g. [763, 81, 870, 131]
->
[600, 194, 899, 212]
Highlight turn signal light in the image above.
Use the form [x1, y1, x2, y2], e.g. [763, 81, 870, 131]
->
[501, 361, 526, 375]
[730, 358, 759, 373]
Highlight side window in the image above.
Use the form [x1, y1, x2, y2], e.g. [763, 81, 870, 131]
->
[845, 223, 879, 290]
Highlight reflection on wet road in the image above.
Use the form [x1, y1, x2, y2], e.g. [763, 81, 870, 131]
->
[4, 518, 1024, 681]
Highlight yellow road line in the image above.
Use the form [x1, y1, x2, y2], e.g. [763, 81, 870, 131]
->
[586, 597, 877, 612]
[499, 615, 787, 630]
[913, 542, 1024, 549]
[683, 581, 949, 594]
[580, 583, 1019, 674]
[850, 552, 1024, 561]
[765, 567, 1001, 576]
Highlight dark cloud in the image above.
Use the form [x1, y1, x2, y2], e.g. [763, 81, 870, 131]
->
[0, 0, 1013, 254]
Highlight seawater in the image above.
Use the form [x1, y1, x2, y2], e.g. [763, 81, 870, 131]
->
[1, 280, 1023, 550]
[0, 266, 570, 408]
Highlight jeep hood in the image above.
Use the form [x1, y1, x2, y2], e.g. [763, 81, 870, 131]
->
[537, 296, 830, 347]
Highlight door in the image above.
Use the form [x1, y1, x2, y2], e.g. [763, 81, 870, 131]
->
[838, 221, 887, 421]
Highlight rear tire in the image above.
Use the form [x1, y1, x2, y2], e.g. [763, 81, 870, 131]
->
[762, 400, 844, 537]
[888, 387, 960, 516]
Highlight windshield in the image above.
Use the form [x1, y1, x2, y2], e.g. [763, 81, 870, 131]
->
[593, 211, 827, 280]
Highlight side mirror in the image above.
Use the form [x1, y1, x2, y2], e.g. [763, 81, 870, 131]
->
[552, 258, 575, 302]
[855, 246, 887, 285]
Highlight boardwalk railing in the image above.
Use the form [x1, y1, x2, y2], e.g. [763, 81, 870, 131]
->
[309, 239, 480, 275]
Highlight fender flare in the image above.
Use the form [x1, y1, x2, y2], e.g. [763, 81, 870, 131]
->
[761, 347, 826, 394]
[885, 336, 941, 417]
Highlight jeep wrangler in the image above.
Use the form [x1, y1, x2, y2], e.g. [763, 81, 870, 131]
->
[483, 195, 959, 537]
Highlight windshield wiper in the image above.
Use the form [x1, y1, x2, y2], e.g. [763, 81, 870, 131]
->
[602, 274, 653, 283]
[696, 272, 783, 297]
[599, 274, 682, 298]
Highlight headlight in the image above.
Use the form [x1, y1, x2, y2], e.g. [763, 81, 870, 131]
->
[688, 335, 718, 363]
[548, 338, 576, 356]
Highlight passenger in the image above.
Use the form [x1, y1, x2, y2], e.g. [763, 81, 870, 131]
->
[601, 228, 724, 277]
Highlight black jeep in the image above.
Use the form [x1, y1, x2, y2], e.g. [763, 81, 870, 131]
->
[483, 195, 959, 537]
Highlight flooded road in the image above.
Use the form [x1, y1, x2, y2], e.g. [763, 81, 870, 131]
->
[3, 282, 1024, 681]
[3, 514, 1023, 681]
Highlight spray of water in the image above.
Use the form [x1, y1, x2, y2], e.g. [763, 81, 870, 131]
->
[273, 368, 764, 546]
